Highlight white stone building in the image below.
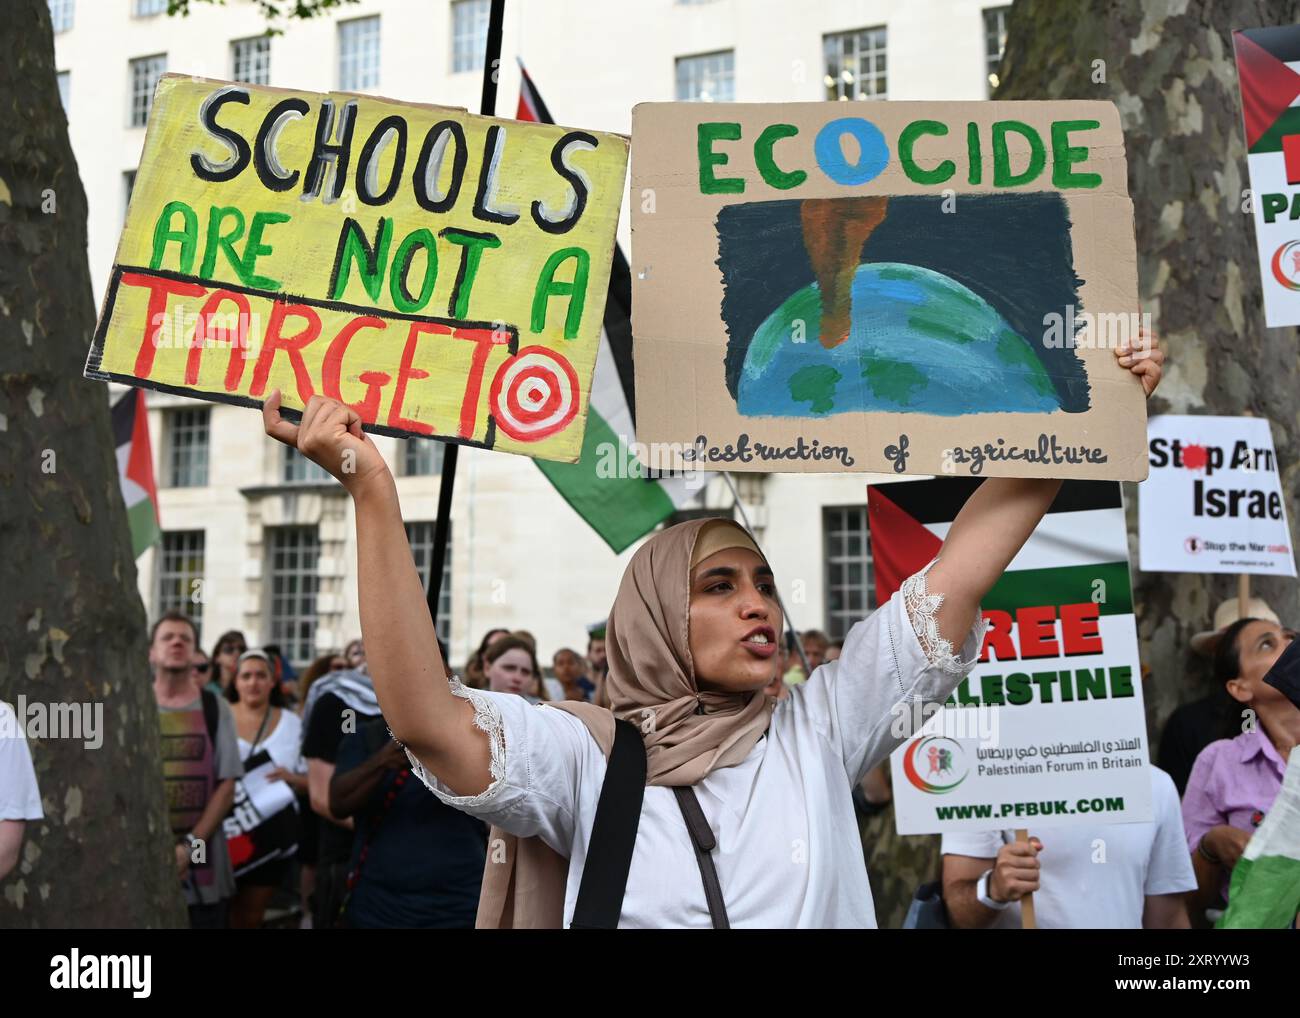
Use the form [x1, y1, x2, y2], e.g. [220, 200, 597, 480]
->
[52, 0, 1011, 667]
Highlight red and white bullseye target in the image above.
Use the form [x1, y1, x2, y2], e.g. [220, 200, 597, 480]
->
[489, 346, 580, 441]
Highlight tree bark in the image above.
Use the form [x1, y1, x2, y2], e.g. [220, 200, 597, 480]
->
[997, 0, 1300, 761]
[0, 0, 184, 927]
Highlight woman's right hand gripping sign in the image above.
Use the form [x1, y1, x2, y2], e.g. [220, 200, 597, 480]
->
[262, 389, 393, 496]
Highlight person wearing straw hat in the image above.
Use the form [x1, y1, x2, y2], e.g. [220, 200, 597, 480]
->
[1189, 597, 1281, 658]
[1157, 596, 1281, 795]
[256, 338, 1163, 927]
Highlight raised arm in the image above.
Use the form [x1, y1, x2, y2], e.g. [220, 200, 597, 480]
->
[263, 392, 492, 797]
[925, 477, 1064, 647]
[927, 330, 1164, 648]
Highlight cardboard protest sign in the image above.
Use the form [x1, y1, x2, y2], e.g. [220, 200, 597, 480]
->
[1233, 25, 1300, 328]
[1140, 415, 1296, 576]
[869, 479, 1153, 834]
[84, 76, 630, 463]
[630, 101, 1149, 479]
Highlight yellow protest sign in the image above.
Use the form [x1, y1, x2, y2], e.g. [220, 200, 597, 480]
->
[85, 75, 629, 462]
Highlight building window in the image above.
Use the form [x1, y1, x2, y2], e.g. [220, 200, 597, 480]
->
[166, 407, 209, 488]
[57, 71, 70, 111]
[451, 0, 490, 74]
[282, 446, 333, 484]
[231, 35, 271, 85]
[129, 54, 167, 127]
[156, 530, 205, 633]
[675, 50, 734, 102]
[984, 6, 1011, 95]
[134, 0, 167, 15]
[405, 522, 452, 645]
[401, 439, 443, 477]
[123, 170, 137, 215]
[823, 26, 887, 101]
[823, 506, 874, 640]
[48, 0, 74, 34]
[266, 526, 320, 665]
[338, 16, 380, 92]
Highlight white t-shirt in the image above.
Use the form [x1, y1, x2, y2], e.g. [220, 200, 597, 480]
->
[0, 702, 44, 821]
[940, 765, 1195, 929]
[236, 708, 306, 773]
[407, 576, 984, 929]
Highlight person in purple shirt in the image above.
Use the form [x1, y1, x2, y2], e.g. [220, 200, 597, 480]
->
[1183, 616, 1300, 921]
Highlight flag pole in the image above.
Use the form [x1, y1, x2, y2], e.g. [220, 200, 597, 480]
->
[427, 0, 506, 632]
[721, 472, 811, 676]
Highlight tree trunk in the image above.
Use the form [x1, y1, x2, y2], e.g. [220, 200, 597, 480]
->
[0, 0, 184, 927]
[997, 1, 1300, 757]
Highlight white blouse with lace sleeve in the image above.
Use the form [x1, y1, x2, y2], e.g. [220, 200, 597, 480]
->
[398, 560, 990, 928]
[788, 558, 989, 786]
[402, 676, 595, 852]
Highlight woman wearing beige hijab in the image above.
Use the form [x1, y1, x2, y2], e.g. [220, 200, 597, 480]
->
[260, 339, 1163, 927]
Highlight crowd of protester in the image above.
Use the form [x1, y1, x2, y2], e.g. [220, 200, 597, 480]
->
[145, 617, 626, 928]
[1, 593, 1292, 929]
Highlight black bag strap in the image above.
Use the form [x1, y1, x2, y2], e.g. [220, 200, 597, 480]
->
[570, 719, 646, 930]
[672, 785, 730, 929]
[199, 688, 220, 747]
[248, 706, 273, 755]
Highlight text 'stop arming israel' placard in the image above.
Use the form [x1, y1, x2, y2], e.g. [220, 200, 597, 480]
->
[870, 478, 1153, 835]
[1139, 414, 1296, 576]
[85, 76, 630, 464]
[630, 101, 1149, 479]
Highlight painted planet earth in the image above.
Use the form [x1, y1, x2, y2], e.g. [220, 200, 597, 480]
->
[736, 263, 1063, 418]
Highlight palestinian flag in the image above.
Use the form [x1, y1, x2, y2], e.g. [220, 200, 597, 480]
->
[517, 61, 695, 552]
[867, 479, 1132, 617]
[1233, 25, 1300, 326]
[1234, 26, 1300, 165]
[1220, 752, 1300, 928]
[111, 388, 161, 557]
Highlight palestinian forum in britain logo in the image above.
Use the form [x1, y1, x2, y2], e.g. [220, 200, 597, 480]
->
[902, 736, 969, 794]
[1270, 239, 1300, 291]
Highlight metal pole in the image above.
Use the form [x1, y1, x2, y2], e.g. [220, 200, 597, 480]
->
[720, 472, 811, 676]
[426, 0, 506, 631]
